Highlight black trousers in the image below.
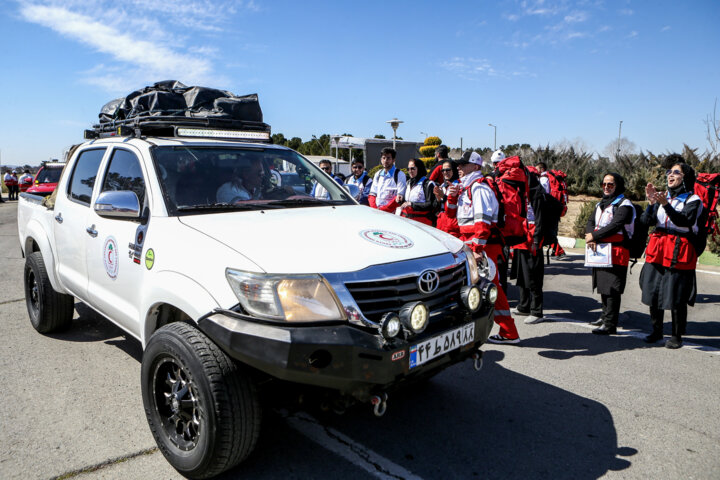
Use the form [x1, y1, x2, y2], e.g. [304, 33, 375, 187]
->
[516, 249, 544, 316]
[650, 304, 687, 338]
[601, 293, 622, 328]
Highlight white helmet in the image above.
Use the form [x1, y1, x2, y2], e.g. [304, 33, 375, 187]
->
[491, 150, 506, 163]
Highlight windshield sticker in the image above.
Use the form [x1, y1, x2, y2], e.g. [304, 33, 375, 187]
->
[103, 236, 119, 279]
[145, 249, 155, 270]
[359, 230, 414, 249]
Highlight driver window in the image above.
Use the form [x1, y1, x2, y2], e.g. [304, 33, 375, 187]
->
[101, 149, 147, 208]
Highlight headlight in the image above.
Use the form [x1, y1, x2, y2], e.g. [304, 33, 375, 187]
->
[462, 245, 481, 285]
[226, 269, 346, 322]
[379, 313, 402, 339]
[483, 283, 498, 304]
[399, 302, 429, 334]
[460, 285, 482, 312]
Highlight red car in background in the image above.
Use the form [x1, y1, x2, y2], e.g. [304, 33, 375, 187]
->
[26, 162, 65, 196]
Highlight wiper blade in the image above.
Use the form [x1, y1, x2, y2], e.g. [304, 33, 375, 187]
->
[177, 202, 277, 211]
[267, 197, 340, 207]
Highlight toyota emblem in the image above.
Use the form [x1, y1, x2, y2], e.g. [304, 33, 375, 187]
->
[417, 270, 440, 295]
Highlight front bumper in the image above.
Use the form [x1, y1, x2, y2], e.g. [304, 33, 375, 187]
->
[197, 303, 494, 402]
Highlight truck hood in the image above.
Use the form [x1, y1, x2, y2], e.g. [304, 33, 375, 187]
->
[178, 205, 463, 273]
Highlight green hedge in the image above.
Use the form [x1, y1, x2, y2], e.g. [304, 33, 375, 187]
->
[419, 145, 436, 157]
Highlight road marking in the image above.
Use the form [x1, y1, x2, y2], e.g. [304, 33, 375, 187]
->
[544, 316, 720, 356]
[281, 410, 423, 480]
[49, 447, 158, 479]
[0, 298, 24, 306]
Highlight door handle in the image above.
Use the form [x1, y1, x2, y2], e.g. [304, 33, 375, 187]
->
[86, 225, 98, 238]
[54, 213, 63, 224]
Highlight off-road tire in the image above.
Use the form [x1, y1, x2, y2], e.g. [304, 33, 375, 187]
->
[24, 251, 74, 333]
[141, 322, 261, 479]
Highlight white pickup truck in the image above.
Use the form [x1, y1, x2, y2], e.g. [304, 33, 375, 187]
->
[18, 123, 496, 478]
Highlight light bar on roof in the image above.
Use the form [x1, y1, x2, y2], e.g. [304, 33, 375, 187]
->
[176, 128, 270, 141]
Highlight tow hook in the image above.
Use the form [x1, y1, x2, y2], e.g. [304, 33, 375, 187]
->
[472, 349, 484, 372]
[370, 392, 388, 417]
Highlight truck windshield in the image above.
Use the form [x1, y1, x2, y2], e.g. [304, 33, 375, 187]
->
[151, 146, 356, 214]
[36, 167, 63, 184]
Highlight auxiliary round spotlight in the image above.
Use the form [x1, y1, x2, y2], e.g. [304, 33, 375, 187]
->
[399, 302, 429, 334]
[483, 283, 498, 304]
[379, 312, 402, 339]
[460, 285, 482, 312]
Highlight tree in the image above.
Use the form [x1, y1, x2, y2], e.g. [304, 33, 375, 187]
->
[286, 137, 303, 151]
[705, 98, 720, 156]
[603, 137, 637, 160]
[374, 134, 386, 139]
[271, 133, 286, 146]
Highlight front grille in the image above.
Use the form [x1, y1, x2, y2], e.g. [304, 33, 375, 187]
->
[344, 263, 467, 322]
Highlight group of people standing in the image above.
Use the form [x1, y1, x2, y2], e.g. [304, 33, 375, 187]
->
[2, 169, 34, 202]
[348, 146, 703, 350]
[586, 154, 702, 349]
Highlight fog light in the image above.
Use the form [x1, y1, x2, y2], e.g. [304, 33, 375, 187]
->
[460, 285, 482, 312]
[399, 302, 429, 334]
[379, 312, 402, 339]
[483, 283, 498, 304]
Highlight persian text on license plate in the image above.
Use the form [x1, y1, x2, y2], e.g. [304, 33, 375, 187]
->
[409, 322, 475, 369]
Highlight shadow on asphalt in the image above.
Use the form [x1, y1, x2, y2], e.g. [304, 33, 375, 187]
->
[220, 350, 637, 480]
[542, 291, 602, 320]
[526, 332, 654, 359]
[47, 302, 144, 361]
[694, 293, 720, 304]
[48, 302, 641, 479]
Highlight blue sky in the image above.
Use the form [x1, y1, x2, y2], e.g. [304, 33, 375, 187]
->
[1, 0, 719, 166]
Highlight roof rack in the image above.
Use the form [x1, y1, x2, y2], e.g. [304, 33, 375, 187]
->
[84, 115, 272, 142]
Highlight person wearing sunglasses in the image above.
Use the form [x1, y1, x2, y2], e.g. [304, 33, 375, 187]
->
[311, 159, 343, 200]
[639, 155, 702, 349]
[398, 159, 438, 226]
[344, 159, 373, 205]
[433, 160, 461, 236]
[584, 172, 635, 335]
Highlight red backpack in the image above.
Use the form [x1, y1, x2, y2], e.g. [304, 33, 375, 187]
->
[494, 156, 530, 246]
[693, 173, 720, 254]
[545, 170, 569, 217]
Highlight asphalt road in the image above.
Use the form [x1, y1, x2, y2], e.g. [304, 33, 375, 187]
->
[1, 199, 719, 480]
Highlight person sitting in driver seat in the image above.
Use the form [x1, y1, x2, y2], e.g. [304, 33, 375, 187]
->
[217, 158, 265, 203]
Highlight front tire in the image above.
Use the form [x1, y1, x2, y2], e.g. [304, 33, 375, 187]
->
[141, 323, 261, 479]
[24, 251, 74, 333]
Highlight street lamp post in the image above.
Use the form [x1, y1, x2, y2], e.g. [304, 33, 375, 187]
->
[488, 123, 497, 150]
[311, 135, 326, 155]
[331, 135, 343, 173]
[386, 118, 403, 149]
[420, 131, 428, 139]
[616, 120, 623, 160]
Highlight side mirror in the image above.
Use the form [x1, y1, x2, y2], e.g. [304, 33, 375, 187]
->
[94, 191, 141, 219]
[344, 184, 360, 200]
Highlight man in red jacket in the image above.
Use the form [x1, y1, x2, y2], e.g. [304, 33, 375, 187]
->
[444, 151, 520, 344]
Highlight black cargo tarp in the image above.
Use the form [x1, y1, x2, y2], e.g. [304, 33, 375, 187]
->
[95, 80, 267, 135]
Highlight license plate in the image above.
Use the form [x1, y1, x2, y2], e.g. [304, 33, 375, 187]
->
[408, 322, 475, 369]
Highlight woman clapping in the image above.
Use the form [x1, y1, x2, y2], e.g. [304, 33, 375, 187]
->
[640, 155, 702, 349]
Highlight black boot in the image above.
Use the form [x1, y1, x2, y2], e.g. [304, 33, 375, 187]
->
[592, 324, 616, 335]
[644, 330, 663, 343]
[665, 335, 682, 349]
[645, 306, 664, 343]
